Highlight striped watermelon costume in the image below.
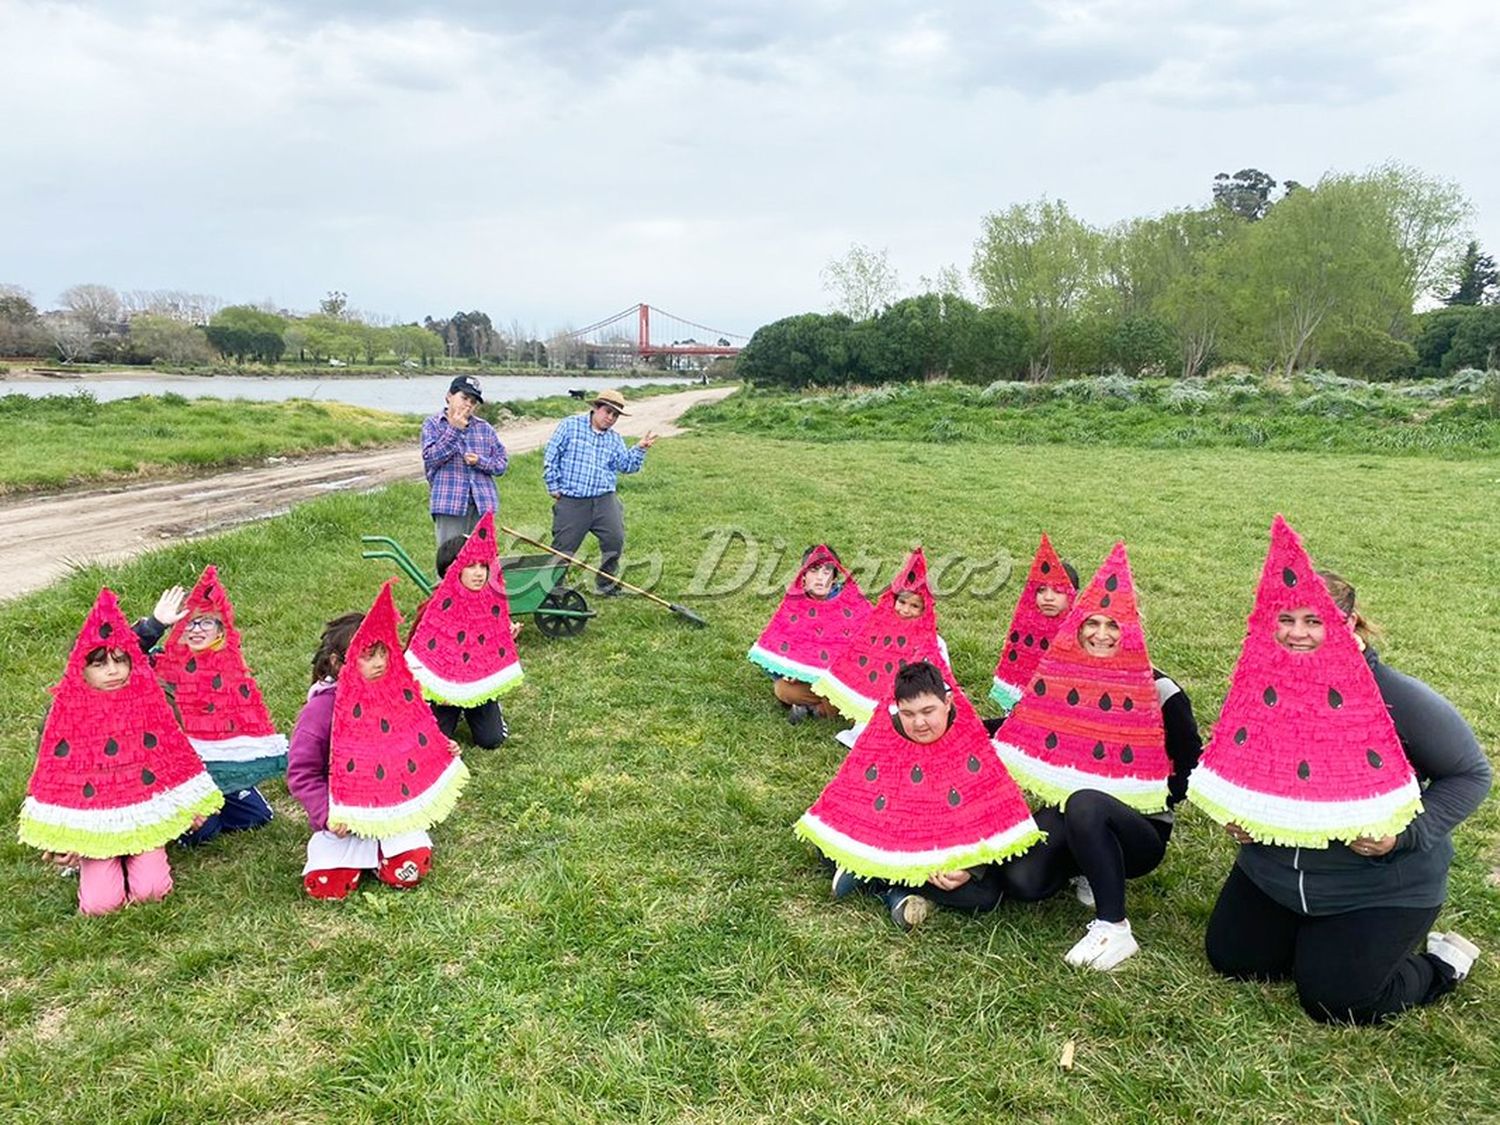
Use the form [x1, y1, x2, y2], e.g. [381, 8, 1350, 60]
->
[990, 533, 1076, 713]
[748, 545, 872, 683]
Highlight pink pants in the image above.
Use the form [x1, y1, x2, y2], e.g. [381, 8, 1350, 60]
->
[78, 848, 173, 916]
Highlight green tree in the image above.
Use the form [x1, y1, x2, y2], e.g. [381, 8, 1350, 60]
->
[1443, 306, 1500, 372]
[1106, 315, 1178, 377]
[1212, 168, 1280, 221]
[738, 313, 854, 388]
[1365, 161, 1473, 310]
[949, 303, 1032, 382]
[821, 243, 901, 321]
[971, 198, 1103, 380]
[1444, 240, 1498, 306]
[127, 315, 214, 365]
[1413, 307, 1481, 375]
[208, 306, 287, 363]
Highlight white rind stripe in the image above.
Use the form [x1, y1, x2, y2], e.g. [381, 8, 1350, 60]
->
[329, 756, 467, 824]
[190, 733, 289, 763]
[993, 739, 1167, 800]
[405, 651, 523, 703]
[22, 771, 221, 831]
[1188, 763, 1423, 830]
[747, 645, 827, 683]
[798, 811, 1039, 867]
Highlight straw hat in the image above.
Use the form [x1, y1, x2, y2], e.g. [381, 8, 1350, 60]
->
[592, 388, 630, 415]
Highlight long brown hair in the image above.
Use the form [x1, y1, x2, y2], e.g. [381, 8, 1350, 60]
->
[311, 612, 364, 684]
[1317, 570, 1381, 647]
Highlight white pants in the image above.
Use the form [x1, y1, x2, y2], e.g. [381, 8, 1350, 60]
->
[303, 828, 432, 875]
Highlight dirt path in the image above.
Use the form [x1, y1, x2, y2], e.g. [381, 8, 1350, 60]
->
[0, 386, 735, 602]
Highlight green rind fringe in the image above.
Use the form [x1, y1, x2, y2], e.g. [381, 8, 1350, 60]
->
[988, 680, 1021, 713]
[331, 758, 471, 838]
[1004, 758, 1170, 815]
[1187, 790, 1424, 849]
[18, 787, 226, 860]
[793, 818, 1047, 888]
[747, 647, 817, 683]
[810, 675, 875, 723]
[419, 669, 524, 709]
[206, 755, 287, 793]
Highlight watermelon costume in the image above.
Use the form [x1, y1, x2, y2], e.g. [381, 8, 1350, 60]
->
[404, 512, 523, 706]
[994, 543, 1172, 812]
[18, 589, 224, 859]
[1187, 516, 1423, 847]
[748, 545, 873, 683]
[328, 581, 470, 838]
[990, 533, 1076, 713]
[812, 547, 951, 724]
[796, 688, 1043, 884]
[151, 565, 288, 791]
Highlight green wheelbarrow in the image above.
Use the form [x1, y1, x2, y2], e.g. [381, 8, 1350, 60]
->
[360, 535, 597, 639]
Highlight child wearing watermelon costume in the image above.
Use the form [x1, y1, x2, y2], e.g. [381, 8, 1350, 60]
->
[287, 583, 470, 900]
[1200, 518, 1491, 1023]
[990, 535, 1077, 714]
[798, 661, 1043, 931]
[405, 516, 524, 749]
[991, 544, 1204, 970]
[749, 545, 872, 724]
[151, 565, 286, 845]
[18, 589, 225, 915]
[812, 548, 952, 737]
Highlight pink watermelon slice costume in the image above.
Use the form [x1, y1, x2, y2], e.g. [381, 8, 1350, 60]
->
[1187, 515, 1422, 847]
[994, 543, 1172, 812]
[748, 545, 873, 683]
[404, 512, 523, 706]
[813, 547, 951, 724]
[151, 565, 288, 792]
[990, 533, 1076, 713]
[796, 687, 1043, 884]
[328, 580, 470, 838]
[18, 588, 224, 859]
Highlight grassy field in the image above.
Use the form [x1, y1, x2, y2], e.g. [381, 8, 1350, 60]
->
[0, 394, 420, 494]
[0, 431, 1497, 1121]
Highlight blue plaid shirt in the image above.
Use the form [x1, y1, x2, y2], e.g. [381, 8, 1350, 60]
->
[542, 413, 648, 497]
[421, 411, 508, 516]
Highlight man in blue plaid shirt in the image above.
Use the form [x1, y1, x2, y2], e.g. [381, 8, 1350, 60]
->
[542, 388, 657, 595]
[421, 376, 509, 547]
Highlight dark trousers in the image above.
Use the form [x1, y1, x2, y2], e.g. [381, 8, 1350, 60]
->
[431, 699, 508, 749]
[433, 501, 480, 550]
[993, 791, 1171, 923]
[179, 787, 274, 847]
[551, 493, 625, 591]
[859, 869, 1004, 915]
[1205, 865, 1454, 1025]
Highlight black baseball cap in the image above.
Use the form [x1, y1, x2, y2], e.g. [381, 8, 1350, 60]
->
[448, 376, 483, 403]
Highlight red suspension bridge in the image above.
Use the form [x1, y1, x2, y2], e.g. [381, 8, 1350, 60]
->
[560, 303, 748, 370]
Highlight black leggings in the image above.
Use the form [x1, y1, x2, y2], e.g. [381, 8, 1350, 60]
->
[431, 700, 508, 749]
[1205, 865, 1454, 1025]
[992, 790, 1170, 923]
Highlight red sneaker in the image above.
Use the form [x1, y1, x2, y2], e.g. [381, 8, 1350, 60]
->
[304, 868, 362, 900]
[377, 847, 432, 889]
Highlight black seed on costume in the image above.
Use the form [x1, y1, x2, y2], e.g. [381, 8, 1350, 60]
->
[1297, 760, 1310, 781]
[1040, 638, 1049, 651]
[442, 598, 453, 610]
[346, 759, 355, 772]
[1092, 741, 1106, 760]
[865, 765, 878, 781]
[1007, 650, 1018, 662]
[1264, 686, 1278, 706]
[967, 755, 981, 773]
[1367, 749, 1383, 769]
[1235, 727, 1247, 745]
[874, 795, 887, 811]
[1035, 679, 1047, 696]
[843, 608, 853, 619]
[380, 719, 391, 733]
[947, 788, 961, 808]
[478, 526, 488, 540]
[884, 662, 893, 674]
[808, 607, 817, 618]
[1100, 594, 1112, 608]
[99, 623, 113, 639]
[407, 758, 418, 774]
[1328, 688, 1343, 709]
[491, 605, 501, 618]
[211, 674, 223, 690]
[820, 650, 829, 662]
[1099, 693, 1113, 711]
[1041, 561, 1051, 574]
[457, 631, 466, 643]
[376, 765, 386, 780]
[104, 738, 119, 756]
[427, 638, 437, 651]
[898, 659, 908, 669]
[1045, 732, 1059, 749]
[789, 614, 798, 623]
[907, 570, 917, 584]
[53, 739, 69, 757]
[402, 784, 410, 797]
[1122, 696, 1133, 711]
[185, 657, 197, 673]
[779, 642, 789, 653]
[1010, 630, 1020, 644]
[858, 655, 868, 667]
[1105, 575, 1118, 592]
[354, 704, 363, 718]
[404, 689, 414, 702]
[141, 768, 156, 785]
[883, 635, 892, 646]
[418, 733, 428, 747]
[1067, 688, 1080, 706]
[896, 636, 907, 648]
[868, 671, 879, 684]
[1282, 567, 1298, 587]
[910, 765, 923, 783]
[1024, 634, 1033, 647]
[1120, 746, 1134, 764]
[204, 702, 214, 713]
[83, 782, 95, 798]
[239, 683, 251, 699]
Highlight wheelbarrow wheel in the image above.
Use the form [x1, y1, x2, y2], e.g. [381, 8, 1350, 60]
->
[535, 587, 589, 639]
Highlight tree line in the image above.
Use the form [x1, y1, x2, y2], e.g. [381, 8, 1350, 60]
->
[741, 163, 1500, 388]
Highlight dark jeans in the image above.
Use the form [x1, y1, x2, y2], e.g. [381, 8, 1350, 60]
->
[433, 501, 480, 550]
[862, 870, 1004, 915]
[1205, 865, 1454, 1025]
[992, 790, 1171, 923]
[179, 787, 274, 847]
[431, 699, 508, 749]
[551, 492, 625, 591]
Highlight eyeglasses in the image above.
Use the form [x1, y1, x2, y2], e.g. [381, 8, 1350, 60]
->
[184, 617, 222, 633]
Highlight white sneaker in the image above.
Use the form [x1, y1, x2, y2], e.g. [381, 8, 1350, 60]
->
[1072, 876, 1095, 909]
[1065, 919, 1139, 971]
[1427, 931, 1481, 981]
[834, 727, 858, 749]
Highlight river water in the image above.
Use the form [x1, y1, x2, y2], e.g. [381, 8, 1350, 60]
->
[0, 371, 696, 414]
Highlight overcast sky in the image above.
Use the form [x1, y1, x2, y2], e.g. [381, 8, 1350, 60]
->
[3, 0, 1496, 336]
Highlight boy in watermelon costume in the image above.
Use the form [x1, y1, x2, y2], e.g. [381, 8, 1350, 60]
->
[151, 565, 286, 845]
[991, 543, 1204, 970]
[798, 661, 1042, 931]
[990, 534, 1078, 713]
[405, 514, 523, 749]
[19, 589, 225, 915]
[749, 545, 872, 724]
[287, 582, 470, 899]
[1201, 518, 1491, 1023]
[812, 547, 952, 731]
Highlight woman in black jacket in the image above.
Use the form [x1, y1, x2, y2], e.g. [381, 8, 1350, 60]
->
[1205, 572, 1492, 1024]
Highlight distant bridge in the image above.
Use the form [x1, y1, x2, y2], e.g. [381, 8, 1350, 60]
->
[560, 304, 747, 368]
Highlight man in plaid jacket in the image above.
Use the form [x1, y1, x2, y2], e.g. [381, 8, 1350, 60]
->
[421, 376, 509, 547]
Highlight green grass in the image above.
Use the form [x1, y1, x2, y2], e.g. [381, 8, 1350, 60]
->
[0, 433, 1497, 1121]
[687, 372, 1500, 457]
[0, 394, 420, 494]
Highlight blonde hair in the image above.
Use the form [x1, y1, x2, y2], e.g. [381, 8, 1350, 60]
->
[1317, 570, 1381, 647]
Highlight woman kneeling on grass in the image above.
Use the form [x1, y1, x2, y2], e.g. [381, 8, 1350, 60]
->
[1203, 573, 1491, 1024]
